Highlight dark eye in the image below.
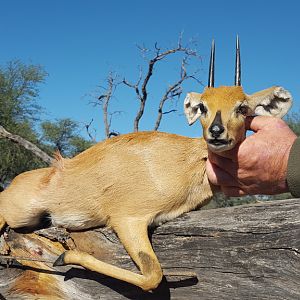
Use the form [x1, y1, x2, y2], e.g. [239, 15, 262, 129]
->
[199, 103, 207, 115]
[236, 105, 248, 116]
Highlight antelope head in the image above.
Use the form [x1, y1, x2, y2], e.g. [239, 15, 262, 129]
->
[184, 37, 293, 153]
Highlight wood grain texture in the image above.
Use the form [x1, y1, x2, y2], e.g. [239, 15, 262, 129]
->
[0, 199, 299, 300]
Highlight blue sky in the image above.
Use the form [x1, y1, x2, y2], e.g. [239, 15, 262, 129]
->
[1, 0, 300, 140]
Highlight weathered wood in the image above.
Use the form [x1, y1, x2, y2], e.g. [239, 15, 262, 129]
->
[0, 199, 299, 299]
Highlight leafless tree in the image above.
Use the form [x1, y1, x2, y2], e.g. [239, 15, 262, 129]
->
[123, 35, 200, 132]
[91, 72, 121, 139]
[153, 56, 201, 131]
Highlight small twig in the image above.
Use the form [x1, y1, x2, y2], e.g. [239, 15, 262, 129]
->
[163, 270, 198, 278]
[0, 254, 54, 264]
[85, 119, 97, 142]
[163, 109, 178, 115]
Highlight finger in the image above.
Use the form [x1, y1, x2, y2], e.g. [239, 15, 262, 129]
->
[221, 186, 247, 197]
[245, 116, 254, 131]
[247, 115, 273, 132]
[206, 160, 239, 187]
[208, 152, 238, 174]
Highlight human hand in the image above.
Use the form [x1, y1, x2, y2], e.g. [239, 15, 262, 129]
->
[206, 116, 297, 196]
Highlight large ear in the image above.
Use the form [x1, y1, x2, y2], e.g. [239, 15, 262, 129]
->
[184, 92, 203, 125]
[246, 86, 292, 118]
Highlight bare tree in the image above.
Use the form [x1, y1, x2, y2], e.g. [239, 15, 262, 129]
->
[123, 35, 199, 132]
[92, 72, 121, 139]
[153, 56, 201, 131]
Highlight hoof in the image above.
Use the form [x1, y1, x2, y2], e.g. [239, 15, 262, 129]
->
[53, 252, 66, 267]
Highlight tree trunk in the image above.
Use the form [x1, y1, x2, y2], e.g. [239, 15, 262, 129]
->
[0, 199, 299, 299]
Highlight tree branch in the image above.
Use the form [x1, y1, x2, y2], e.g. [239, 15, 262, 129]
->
[153, 57, 200, 131]
[124, 35, 199, 132]
[95, 73, 120, 139]
[0, 125, 53, 165]
[84, 119, 97, 143]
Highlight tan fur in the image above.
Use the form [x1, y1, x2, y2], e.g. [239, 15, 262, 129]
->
[200, 86, 247, 149]
[0, 85, 292, 291]
[9, 270, 64, 299]
[185, 85, 292, 152]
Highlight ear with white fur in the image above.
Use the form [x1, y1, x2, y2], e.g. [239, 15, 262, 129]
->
[184, 92, 204, 125]
[247, 86, 292, 118]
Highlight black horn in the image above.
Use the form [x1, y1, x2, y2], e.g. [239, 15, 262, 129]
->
[235, 35, 241, 86]
[208, 39, 215, 88]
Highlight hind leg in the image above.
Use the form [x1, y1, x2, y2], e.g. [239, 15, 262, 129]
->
[54, 218, 163, 291]
[0, 214, 6, 233]
[0, 193, 47, 230]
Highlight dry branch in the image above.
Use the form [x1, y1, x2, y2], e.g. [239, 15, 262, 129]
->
[123, 37, 199, 132]
[84, 119, 97, 143]
[1, 199, 299, 299]
[153, 57, 201, 131]
[93, 72, 120, 139]
[0, 125, 53, 165]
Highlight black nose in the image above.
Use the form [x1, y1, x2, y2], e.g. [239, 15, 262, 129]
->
[209, 124, 225, 138]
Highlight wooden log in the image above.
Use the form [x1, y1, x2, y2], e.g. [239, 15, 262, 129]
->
[0, 199, 299, 299]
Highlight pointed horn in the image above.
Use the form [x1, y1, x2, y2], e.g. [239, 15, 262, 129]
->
[208, 39, 215, 88]
[235, 35, 241, 86]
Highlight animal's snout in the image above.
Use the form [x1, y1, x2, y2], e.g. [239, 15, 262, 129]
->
[209, 124, 225, 138]
[208, 110, 225, 138]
